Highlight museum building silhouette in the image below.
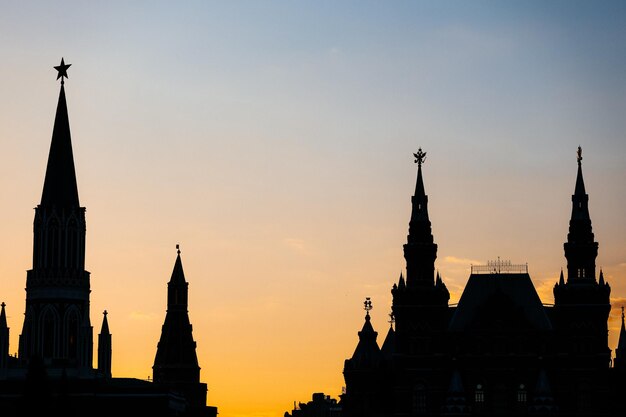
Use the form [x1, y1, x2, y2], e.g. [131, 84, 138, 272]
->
[342, 149, 626, 416]
[0, 61, 217, 416]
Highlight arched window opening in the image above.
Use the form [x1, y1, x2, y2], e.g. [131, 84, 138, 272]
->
[517, 384, 527, 403]
[475, 384, 485, 403]
[412, 383, 427, 414]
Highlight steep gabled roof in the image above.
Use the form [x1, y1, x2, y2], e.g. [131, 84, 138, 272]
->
[448, 273, 552, 332]
[350, 314, 381, 367]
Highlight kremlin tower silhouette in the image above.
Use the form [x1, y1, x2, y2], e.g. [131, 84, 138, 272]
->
[0, 59, 217, 417]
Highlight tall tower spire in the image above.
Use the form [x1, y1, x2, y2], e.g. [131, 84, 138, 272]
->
[403, 148, 437, 287]
[40, 66, 79, 208]
[564, 146, 598, 282]
[18, 59, 92, 375]
[153, 245, 209, 414]
[153, 245, 201, 384]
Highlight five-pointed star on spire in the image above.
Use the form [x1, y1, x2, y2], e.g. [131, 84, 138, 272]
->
[54, 57, 71, 81]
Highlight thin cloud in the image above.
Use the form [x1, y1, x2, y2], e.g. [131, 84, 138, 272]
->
[129, 311, 157, 321]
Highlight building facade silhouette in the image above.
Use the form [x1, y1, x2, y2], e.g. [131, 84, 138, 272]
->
[342, 148, 625, 416]
[0, 61, 217, 417]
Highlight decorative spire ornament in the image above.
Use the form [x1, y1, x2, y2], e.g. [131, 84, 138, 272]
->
[364, 297, 372, 317]
[413, 147, 427, 166]
[54, 57, 71, 84]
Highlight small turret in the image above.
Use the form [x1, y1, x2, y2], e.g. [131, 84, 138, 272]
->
[0, 302, 9, 370]
[97, 310, 112, 378]
[615, 307, 626, 370]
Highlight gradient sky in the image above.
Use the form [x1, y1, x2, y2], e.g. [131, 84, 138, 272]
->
[1, 2, 625, 417]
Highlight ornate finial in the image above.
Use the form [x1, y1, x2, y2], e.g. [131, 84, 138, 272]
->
[388, 311, 395, 327]
[54, 57, 71, 84]
[103, 310, 108, 316]
[176, 243, 181, 255]
[577, 146, 583, 166]
[363, 297, 372, 316]
[1, 302, 5, 308]
[413, 148, 427, 167]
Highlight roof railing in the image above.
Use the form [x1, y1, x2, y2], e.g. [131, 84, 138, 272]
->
[471, 258, 528, 274]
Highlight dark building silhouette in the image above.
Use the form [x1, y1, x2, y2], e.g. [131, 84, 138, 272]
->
[285, 392, 342, 417]
[0, 59, 217, 417]
[342, 148, 625, 416]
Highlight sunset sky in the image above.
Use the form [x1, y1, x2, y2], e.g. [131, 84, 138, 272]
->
[1, 2, 625, 417]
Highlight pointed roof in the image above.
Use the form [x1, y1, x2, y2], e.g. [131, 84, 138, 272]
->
[414, 162, 426, 200]
[618, 307, 626, 355]
[100, 310, 110, 335]
[574, 146, 586, 196]
[169, 246, 187, 285]
[448, 272, 552, 331]
[406, 149, 435, 248]
[351, 314, 381, 367]
[0, 302, 7, 329]
[569, 146, 591, 223]
[398, 272, 406, 289]
[559, 269, 565, 285]
[40, 83, 80, 208]
[380, 325, 395, 360]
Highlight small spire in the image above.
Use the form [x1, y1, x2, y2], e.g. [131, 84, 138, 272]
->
[100, 310, 110, 334]
[559, 269, 565, 285]
[574, 146, 587, 197]
[398, 272, 406, 289]
[169, 244, 187, 284]
[0, 302, 7, 328]
[599, 269, 605, 285]
[412, 148, 427, 198]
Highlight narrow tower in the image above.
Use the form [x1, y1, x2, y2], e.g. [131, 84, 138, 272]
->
[97, 310, 112, 378]
[615, 307, 626, 370]
[553, 147, 611, 370]
[403, 148, 437, 287]
[153, 245, 208, 414]
[18, 59, 93, 375]
[392, 150, 449, 352]
[564, 146, 598, 282]
[389, 150, 450, 415]
[0, 303, 8, 370]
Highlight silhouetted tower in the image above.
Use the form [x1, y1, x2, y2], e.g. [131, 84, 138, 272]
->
[615, 307, 626, 370]
[392, 150, 449, 355]
[18, 59, 93, 375]
[343, 298, 386, 417]
[564, 146, 598, 282]
[0, 303, 8, 370]
[153, 245, 208, 415]
[553, 147, 610, 370]
[404, 148, 437, 287]
[97, 310, 112, 378]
